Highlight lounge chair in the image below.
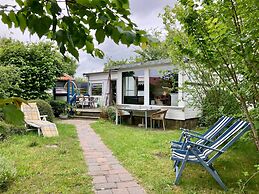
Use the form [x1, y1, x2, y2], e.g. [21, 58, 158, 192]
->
[21, 103, 59, 137]
[171, 119, 251, 190]
[171, 116, 233, 150]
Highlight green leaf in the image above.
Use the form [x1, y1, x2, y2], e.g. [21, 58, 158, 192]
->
[2, 104, 24, 126]
[17, 12, 27, 32]
[15, 0, 24, 7]
[32, 16, 52, 37]
[1, 13, 12, 28]
[95, 28, 105, 44]
[67, 44, 79, 60]
[111, 27, 121, 44]
[77, 0, 91, 6]
[85, 41, 94, 53]
[94, 48, 104, 58]
[9, 11, 19, 27]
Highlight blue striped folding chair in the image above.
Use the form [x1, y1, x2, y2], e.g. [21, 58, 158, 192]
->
[171, 119, 251, 190]
[171, 116, 233, 150]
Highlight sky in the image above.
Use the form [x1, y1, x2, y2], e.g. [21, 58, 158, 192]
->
[0, 0, 176, 77]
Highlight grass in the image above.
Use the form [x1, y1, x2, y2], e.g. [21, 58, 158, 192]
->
[91, 120, 259, 194]
[0, 123, 93, 194]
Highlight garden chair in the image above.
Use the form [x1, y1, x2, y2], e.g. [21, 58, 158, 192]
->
[150, 109, 168, 130]
[171, 116, 234, 150]
[21, 103, 59, 137]
[171, 119, 250, 190]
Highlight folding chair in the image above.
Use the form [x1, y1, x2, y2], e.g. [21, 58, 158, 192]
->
[171, 119, 251, 190]
[171, 116, 233, 149]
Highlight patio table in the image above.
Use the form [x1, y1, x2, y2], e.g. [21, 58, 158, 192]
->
[115, 105, 160, 129]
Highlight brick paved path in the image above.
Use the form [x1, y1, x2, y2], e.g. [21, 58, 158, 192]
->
[63, 119, 146, 194]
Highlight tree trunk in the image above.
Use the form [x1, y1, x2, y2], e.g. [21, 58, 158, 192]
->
[240, 99, 259, 151]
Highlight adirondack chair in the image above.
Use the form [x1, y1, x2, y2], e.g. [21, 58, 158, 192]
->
[171, 116, 234, 150]
[171, 119, 251, 190]
[21, 103, 59, 137]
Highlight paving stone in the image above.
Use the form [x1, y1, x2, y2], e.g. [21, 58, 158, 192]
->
[112, 188, 130, 194]
[96, 190, 113, 194]
[127, 187, 146, 194]
[95, 182, 117, 190]
[93, 176, 107, 184]
[119, 173, 134, 181]
[106, 174, 120, 183]
[116, 181, 139, 188]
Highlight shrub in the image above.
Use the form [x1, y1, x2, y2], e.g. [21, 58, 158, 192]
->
[29, 100, 54, 122]
[100, 106, 116, 122]
[199, 89, 241, 126]
[49, 100, 68, 117]
[0, 121, 26, 140]
[107, 106, 116, 122]
[100, 106, 108, 119]
[0, 156, 16, 190]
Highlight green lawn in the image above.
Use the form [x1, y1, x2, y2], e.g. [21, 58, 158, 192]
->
[0, 123, 93, 194]
[91, 120, 259, 194]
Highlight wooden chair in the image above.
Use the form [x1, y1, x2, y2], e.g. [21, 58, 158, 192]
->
[21, 103, 59, 137]
[150, 109, 168, 130]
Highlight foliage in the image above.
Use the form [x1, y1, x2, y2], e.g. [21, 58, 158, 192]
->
[92, 120, 259, 193]
[29, 100, 54, 122]
[0, 123, 93, 193]
[0, 121, 26, 140]
[200, 89, 241, 126]
[0, 0, 148, 59]
[103, 30, 169, 71]
[0, 156, 16, 190]
[104, 58, 132, 71]
[162, 0, 259, 149]
[50, 100, 68, 117]
[99, 106, 116, 121]
[0, 66, 21, 98]
[0, 97, 27, 139]
[107, 106, 116, 121]
[238, 164, 259, 193]
[0, 38, 77, 100]
[2, 104, 24, 126]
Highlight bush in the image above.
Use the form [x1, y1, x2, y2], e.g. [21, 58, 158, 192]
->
[107, 106, 116, 122]
[49, 100, 68, 117]
[100, 106, 116, 122]
[29, 100, 54, 122]
[200, 89, 241, 126]
[0, 121, 26, 140]
[0, 156, 16, 190]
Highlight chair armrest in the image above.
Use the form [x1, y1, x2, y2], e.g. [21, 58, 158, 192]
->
[184, 132, 214, 143]
[187, 141, 224, 153]
[40, 115, 48, 121]
[151, 110, 167, 116]
[180, 128, 203, 136]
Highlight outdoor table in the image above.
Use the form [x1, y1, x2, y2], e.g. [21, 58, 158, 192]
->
[115, 105, 161, 129]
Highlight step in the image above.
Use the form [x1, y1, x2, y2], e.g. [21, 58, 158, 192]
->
[72, 115, 100, 120]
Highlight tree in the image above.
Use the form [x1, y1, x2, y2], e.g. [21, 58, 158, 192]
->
[0, 38, 76, 100]
[0, 0, 147, 59]
[162, 0, 259, 150]
[0, 66, 21, 98]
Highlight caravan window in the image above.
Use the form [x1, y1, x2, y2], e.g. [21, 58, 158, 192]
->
[122, 70, 144, 104]
[149, 68, 178, 106]
[91, 83, 102, 96]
